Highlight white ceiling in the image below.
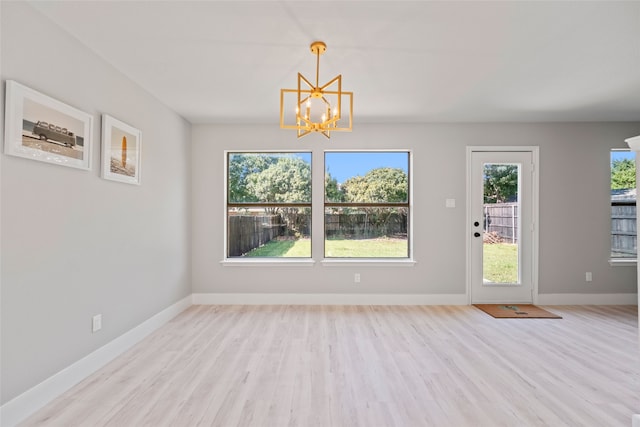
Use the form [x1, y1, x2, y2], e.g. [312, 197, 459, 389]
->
[29, 1, 640, 124]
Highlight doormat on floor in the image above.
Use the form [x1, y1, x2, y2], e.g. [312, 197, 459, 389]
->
[473, 304, 562, 319]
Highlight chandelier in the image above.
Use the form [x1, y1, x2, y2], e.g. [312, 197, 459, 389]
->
[280, 41, 353, 139]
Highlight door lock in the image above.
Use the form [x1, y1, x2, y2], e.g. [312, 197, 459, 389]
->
[474, 221, 480, 227]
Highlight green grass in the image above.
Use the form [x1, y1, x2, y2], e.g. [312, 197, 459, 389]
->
[244, 237, 407, 258]
[483, 243, 518, 283]
[244, 238, 311, 257]
[325, 238, 407, 257]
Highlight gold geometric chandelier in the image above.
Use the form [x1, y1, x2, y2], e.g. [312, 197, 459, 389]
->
[280, 41, 353, 139]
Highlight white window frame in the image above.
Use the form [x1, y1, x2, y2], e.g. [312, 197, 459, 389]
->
[609, 148, 637, 266]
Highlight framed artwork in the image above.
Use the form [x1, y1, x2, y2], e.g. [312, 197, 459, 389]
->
[3, 80, 93, 170]
[101, 114, 142, 185]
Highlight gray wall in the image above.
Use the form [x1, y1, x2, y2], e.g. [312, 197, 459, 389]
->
[1, 2, 192, 404]
[192, 122, 640, 295]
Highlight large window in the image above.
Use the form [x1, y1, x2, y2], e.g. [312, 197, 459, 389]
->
[610, 149, 636, 259]
[227, 152, 311, 258]
[324, 151, 410, 258]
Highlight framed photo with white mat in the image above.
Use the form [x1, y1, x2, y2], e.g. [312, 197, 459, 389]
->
[4, 80, 93, 170]
[101, 114, 142, 185]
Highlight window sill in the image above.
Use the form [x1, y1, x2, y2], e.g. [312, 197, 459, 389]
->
[221, 259, 316, 267]
[608, 258, 637, 267]
[321, 259, 417, 267]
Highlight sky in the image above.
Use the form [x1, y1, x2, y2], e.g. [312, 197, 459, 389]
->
[611, 150, 635, 163]
[325, 152, 408, 184]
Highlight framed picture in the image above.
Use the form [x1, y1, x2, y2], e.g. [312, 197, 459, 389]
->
[101, 114, 142, 185]
[3, 80, 93, 170]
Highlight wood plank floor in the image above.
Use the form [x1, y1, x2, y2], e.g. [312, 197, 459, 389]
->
[20, 305, 639, 427]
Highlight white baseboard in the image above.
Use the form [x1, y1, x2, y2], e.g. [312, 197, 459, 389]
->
[537, 293, 638, 305]
[633, 414, 640, 427]
[0, 295, 192, 427]
[192, 293, 468, 305]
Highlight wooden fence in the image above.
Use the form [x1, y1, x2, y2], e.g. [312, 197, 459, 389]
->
[611, 202, 636, 256]
[484, 203, 518, 243]
[228, 214, 283, 257]
[325, 212, 407, 239]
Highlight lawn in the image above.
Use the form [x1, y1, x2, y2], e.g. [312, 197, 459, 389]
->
[245, 238, 518, 283]
[244, 238, 311, 257]
[483, 243, 518, 283]
[244, 237, 407, 257]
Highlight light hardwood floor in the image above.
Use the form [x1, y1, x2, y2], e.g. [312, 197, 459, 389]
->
[21, 305, 639, 427]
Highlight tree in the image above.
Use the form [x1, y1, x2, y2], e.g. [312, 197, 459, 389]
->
[324, 171, 344, 202]
[611, 158, 636, 190]
[246, 156, 311, 201]
[484, 164, 518, 203]
[244, 156, 311, 236]
[340, 168, 408, 237]
[341, 168, 407, 203]
[228, 154, 276, 202]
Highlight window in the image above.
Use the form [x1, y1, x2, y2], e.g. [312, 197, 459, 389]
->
[324, 151, 410, 258]
[610, 149, 636, 259]
[226, 152, 311, 258]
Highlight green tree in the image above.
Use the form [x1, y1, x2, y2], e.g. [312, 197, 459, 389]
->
[611, 158, 636, 190]
[341, 168, 408, 237]
[342, 168, 407, 203]
[246, 156, 311, 203]
[228, 154, 276, 202]
[245, 156, 311, 236]
[484, 164, 518, 203]
[324, 171, 344, 202]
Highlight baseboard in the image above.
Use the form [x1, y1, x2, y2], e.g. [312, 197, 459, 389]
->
[0, 295, 192, 427]
[192, 293, 468, 305]
[537, 293, 638, 305]
[633, 414, 640, 427]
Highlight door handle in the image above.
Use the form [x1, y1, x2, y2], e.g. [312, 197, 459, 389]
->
[474, 232, 481, 237]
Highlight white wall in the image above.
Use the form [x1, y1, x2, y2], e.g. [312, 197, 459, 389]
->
[192, 122, 640, 298]
[1, 2, 191, 405]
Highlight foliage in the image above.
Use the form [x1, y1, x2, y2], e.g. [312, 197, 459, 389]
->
[245, 156, 311, 203]
[484, 164, 518, 203]
[228, 154, 277, 203]
[611, 158, 636, 190]
[337, 168, 408, 237]
[324, 172, 344, 202]
[341, 167, 408, 203]
[228, 154, 311, 236]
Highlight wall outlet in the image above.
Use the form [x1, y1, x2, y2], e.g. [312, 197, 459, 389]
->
[585, 272, 592, 282]
[92, 314, 102, 333]
[354, 273, 361, 283]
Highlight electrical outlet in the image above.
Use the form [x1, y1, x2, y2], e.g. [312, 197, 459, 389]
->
[354, 273, 361, 283]
[92, 314, 102, 333]
[585, 272, 592, 282]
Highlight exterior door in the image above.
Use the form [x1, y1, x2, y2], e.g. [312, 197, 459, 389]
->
[469, 149, 536, 304]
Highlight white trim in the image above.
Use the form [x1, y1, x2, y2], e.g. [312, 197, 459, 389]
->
[220, 259, 316, 267]
[537, 293, 638, 305]
[0, 295, 192, 427]
[608, 258, 637, 267]
[632, 414, 640, 427]
[192, 293, 467, 305]
[466, 146, 540, 305]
